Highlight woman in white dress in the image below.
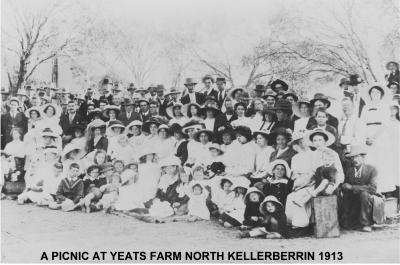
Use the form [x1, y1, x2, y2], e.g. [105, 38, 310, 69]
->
[231, 102, 252, 129]
[167, 103, 188, 127]
[126, 120, 145, 159]
[154, 124, 175, 160]
[249, 98, 265, 131]
[36, 104, 62, 135]
[187, 129, 213, 168]
[293, 99, 312, 133]
[249, 130, 275, 185]
[360, 86, 395, 193]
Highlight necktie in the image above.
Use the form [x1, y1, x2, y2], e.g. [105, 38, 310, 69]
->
[218, 92, 223, 103]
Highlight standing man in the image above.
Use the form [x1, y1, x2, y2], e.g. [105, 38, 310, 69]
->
[118, 99, 142, 126]
[180, 78, 205, 105]
[59, 101, 84, 138]
[254, 84, 265, 98]
[346, 74, 366, 118]
[341, 145, 384, 232]
[156, 84, 168, 117]
[147, 84, 158, 102]
[99, 78, 113, 104]
[1, 97, 28, 148]
[215, 77, 228, 110]
[202, 75, 218, 99]
[138, 99, 151, 122]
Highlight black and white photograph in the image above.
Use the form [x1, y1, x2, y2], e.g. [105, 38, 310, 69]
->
[1, 0, 399, 263]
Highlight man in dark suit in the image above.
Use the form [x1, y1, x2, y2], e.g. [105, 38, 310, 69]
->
[156, 84, 169, 117]
[202, 75, 218, 99]
[118, 99, 142, 126]
[345, 74, 366, 118]
[138, 99, 152, 122]
[180, 77, 205, 105]
[341, 145, 383, 232]
[215, 77, 228, 110]
[59, 101, 84, 138]
[1, 98, 28, 148]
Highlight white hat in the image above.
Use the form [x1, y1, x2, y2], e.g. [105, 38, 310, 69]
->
[306, 128, 335, 147]
[231, 177, 251, 190]
[208, 143, 224, 154]
[269, 159, 291, 177]
[159, 156, 181, 168]
[166, 102, 184, 118]
[127, 120, 143, 130]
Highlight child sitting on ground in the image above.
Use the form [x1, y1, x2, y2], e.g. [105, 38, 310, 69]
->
[186, 181, 210, 221]
[49, 163, 84, 211]
[209, 176, 234, 217]
[113, 163, 139, 211]
[219, 177, 250, 228]
[79, 165, 107, 213]
[94, 163, 120, 213]
[241, 187, 265, 229]
[239, 195, 287, 239]
[172, 167, 191, 215]
[113, 160, 125, 174]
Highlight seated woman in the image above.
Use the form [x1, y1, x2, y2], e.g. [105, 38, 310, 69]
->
[269, 127, 297, 167]
[250, 130, 275, 185]
[154, 124, 175, 160]
[187, 129, 213, 168]
[126, 120, 145, 155]
[4, 128, 26, 181]
[230, 102, 252, 129]
[224, 126, 256, 177]
[167, 103, 188, 127]
[86, 119, 108, 153]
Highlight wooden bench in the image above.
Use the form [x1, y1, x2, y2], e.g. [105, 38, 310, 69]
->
[311, 195, 340, 238]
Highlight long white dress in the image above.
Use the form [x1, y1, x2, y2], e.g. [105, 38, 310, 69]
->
[224, 141, 256, 176]
[188, 187, 210, 220]
[360, 102, 395, 192]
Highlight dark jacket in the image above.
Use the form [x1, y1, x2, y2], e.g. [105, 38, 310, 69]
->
[262, 178, 290, 206]
[99, 94, 113, 105]
[180, 92, 205, 105]
[1, 112, 28, 145]
[175, 140, 189, 166]
[261, 205, 287, 238]
[243, 201, 263, 227]
[314, 165, 338, 188]
[269, 147, 297, 167]
[87, 136, 108, 153]
[157, 97, 169, 117]
[203, 89, 218, 101]
[56, 177, 84, 204]
[274, 119, 294, 130]
[343, 164, 378, 195]
[118, 111, 142, 126]
[83, 177, 107, 195]
[307, 113, 339, 130]
[212, 114, 228, 134]
[59, 112, 84, 136]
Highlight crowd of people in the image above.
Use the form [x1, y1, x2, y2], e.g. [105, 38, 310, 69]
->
[1, 60, 399, 238]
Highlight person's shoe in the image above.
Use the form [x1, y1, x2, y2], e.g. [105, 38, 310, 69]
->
[239, 225, 250, 231]
[361, 226, 372, 232]
[238, 231, 250, 238]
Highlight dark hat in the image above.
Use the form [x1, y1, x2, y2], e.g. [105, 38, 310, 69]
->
[310, 93, 331, 108]
[254, 84, 265, 92]
[124, 98, 135, 106]
[270, 79, 289, 92]
[100, 162, 114, 173]
[368, 86, 385, 97]
[87, 164, 101, 174]
[339, 78, 349, 87]
[182, 102, 201, 117]
[282, 89, 298, 101]
[252, 130, 271, 142]
[137, 98, 150, 105]
[217, 125, 236, 139]
[127, 83, 135, 90]
[142, 118, 161, 134]
[234, 125, 253, 142]
[202, 105, 221, 116]
[273, 99, 293, 114]
[202, 75, 215, 83]
[262, 106, 277, 117]
[386, 61, 399, 70]
[348, 74, 363, 86]
[87, 108, 107, 122]
[53, 162, 64, 169]
[193, 129, 214, 142]
[387, 81, 399, 89]
[270, 127, 292, 142]
[170, 123, 185, 136]
[216, 77, 226, 83]
[208, 161, 225, 175]
[156, 84, 166, 91]
[102, 78, 112, 85]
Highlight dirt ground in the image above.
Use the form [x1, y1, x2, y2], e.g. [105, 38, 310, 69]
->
[1, 200, 399, 263]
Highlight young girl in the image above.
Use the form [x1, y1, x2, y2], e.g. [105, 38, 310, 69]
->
[239, 195, 287, 239]
[186, 181, 210, 221]
[210, 176, 234, 217]
[242, 187, 265, 229]
[219, 177, 250, 228]
[126, 120, 145, 155]
[113, 160, 125, 174]
[79, 165, 107, 213]
[256, 159, 291, 206]
[86, 119, 108, 153]
[114, 163, 139, 211]
[146, 157, 182, 219]
[95, 163, 120, 213]
[173, 167, 191, 215]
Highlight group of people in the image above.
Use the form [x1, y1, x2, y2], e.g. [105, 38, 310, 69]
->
[1, 60, 399, 238]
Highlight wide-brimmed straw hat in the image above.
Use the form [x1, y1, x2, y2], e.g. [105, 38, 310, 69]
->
[234, 125, 253, 142]
[208, 143, 225, 154]
[184, 77, 197, 86]
[159, 156, 181, 168]
[127, 120, 143, 131]
[142, 118, 161, 134]
[306, 128, 335, 147]
[310, 93, 331, 108]
[345, 145, 367, 157]
[24, 106, 42, 118]
[182, 120, 204, 135]
[244, 187, 265, 204]
[260, 195, 282, 215]
[108, 120, 125, 131]
[269, 159, 291, 176]
[231, 177, 251, 190]
[104, 105, 120, 117]
[166, 102, 184, 118]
